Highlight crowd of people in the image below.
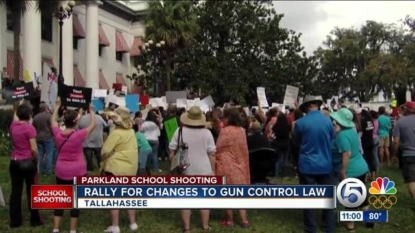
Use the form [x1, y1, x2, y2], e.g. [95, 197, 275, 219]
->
[7, 94, 415, 233]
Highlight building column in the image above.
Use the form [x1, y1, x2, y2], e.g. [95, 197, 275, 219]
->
[23, 1, 41, 86]
[62, 1, 74, 86]
[85, 1, 101, 89]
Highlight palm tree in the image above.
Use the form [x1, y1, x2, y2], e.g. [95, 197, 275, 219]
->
[145, 0, 199, 91]
[0, 0, 63, 85]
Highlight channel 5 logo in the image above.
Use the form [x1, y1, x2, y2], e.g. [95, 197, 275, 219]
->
[336, 178, 367, 208]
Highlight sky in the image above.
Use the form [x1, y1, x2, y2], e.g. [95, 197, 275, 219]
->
[273, 1, 415, 55]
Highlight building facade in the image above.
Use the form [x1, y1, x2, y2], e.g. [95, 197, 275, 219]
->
[0, 0, 147, 90]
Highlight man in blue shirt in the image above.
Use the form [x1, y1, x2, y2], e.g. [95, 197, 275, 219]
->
[294, 96, 335, 233]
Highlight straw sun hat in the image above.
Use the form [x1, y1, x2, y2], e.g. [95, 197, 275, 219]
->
[180, 106, 206, 127]
[104, 106, 133, 129]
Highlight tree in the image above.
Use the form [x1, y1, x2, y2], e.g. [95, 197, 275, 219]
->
[140, 0, 199, 92]
[314, 20, 415, 102]
[173, 0, 314, 104]
[0, 0, 63, 85]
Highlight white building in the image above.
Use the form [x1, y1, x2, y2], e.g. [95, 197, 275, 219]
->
[0, 0, 148, 90]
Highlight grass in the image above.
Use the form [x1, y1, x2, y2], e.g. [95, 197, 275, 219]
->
[0, 156, 414, 233]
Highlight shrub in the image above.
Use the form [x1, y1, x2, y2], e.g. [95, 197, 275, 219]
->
[0, 109, 13, 156]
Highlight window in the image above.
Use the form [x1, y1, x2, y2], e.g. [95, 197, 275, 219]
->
[41, 14, 53, 42]
[6, 2, 13, 31]
[116, 52, 123, 61]
[73, 39, 78, 50]
[99, 45, 103, 57]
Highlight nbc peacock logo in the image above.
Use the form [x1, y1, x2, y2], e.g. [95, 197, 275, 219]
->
[368, 177, 397, 209]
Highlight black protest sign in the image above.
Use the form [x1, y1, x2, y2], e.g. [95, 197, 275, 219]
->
[4, 82, 35, 101]
[61, 85, 92, 109]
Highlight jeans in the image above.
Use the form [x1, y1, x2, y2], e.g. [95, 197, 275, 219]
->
[373, 137, 379, 171]
[83, 148, 101, 172]
[274, 150, 288, 177]
[138, 149, 152, 174]
[299, 173, 335, 233]
[37, 139, 54, 175]
[9, 160, 42, 227]
[148, 140, 160, 170]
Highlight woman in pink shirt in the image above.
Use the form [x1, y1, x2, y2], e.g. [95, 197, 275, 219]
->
[50, 98, 96, 233]
[9, 100, 43, 228]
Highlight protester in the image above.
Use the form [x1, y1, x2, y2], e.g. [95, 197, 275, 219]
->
[141, 110, 162, 172]
[370, 110, 380, 175]
[360, 109, 375, 180]
[216, 108, 250, 228]
[9, 100, 43, 228]
[51, 98, 96, 233]
[378, 106, 392, 166]
[392, 101, 415, 201]
[330, 108, 371, 231]
[79, 108, 107, 172]
[205, 111, 221, 142]
[134, 111, 144, 128]
[32, 102, 54, 175]
[294, 96, 334, 233]
[247, 121, 270, 150]
[263, 108, 277, 140]
[272, 112, 291, 177]
[133, 124, 152, 175]
[101, 106, 138, 233]
[169, 106, 216, 232]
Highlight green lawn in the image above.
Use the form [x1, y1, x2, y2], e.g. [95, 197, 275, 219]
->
[0, 156, 413, 233]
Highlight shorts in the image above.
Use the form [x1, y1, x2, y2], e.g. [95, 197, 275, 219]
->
[378, 136, 390, 147]
[402, 156, 415, 183]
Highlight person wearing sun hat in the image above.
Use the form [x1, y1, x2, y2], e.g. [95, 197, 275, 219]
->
[169, 106, 216, 232]
[100, 106, 139, 233]
[294, 95, 335, 233]
[330, 108, 371, 231]
[392, 101, 415, 200]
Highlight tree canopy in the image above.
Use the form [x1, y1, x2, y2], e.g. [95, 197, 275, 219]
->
[314, 19, 415, 102]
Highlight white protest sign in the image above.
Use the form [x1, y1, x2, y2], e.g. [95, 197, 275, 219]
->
[194, 98, 201, 106]
[41, 62, 58, 110]
[149, 98, 158, 106]
[283, 85, 299, 107]
[406, 89, 412, 101]
[176, 98, 187, 108]
[186, 99, 195, 110]
[93, 89, 107, 98]
[256, 87, 269, 107]
[200, 95, 215, 107]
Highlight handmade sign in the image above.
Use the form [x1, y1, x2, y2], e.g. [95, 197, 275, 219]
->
[164, 117, 179, 142]
[61, 85, 92, 109]
[166, 91, 187, 103]
[92, 98, 105, 112]
[41, 62, 58, 110]
[125, 94, 139, 113]
[112, 83, 122, 91]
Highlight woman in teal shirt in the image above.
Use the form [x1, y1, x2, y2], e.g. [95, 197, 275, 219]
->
[133, 125, 153, 175]
[331, 108, 372, 231]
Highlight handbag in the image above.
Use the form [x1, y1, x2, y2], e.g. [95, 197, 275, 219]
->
[9, 128, 37, 171]
[57, 131, 75, 155]
[170, 127, 190, 174]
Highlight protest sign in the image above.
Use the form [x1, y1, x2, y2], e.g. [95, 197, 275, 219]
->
[164, 117, 179, 142]
[4, 82, 34, 102]
[256, 87, 269, 107]
[61, 85, 92, 109]
[166, 91, 187, 103]
[283, 85, 299, 107]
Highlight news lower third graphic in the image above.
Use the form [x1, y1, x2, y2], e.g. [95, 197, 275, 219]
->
[339, 210, 388, 222]
[337, 177, 397, 209]
[368, 177, 397, 209]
